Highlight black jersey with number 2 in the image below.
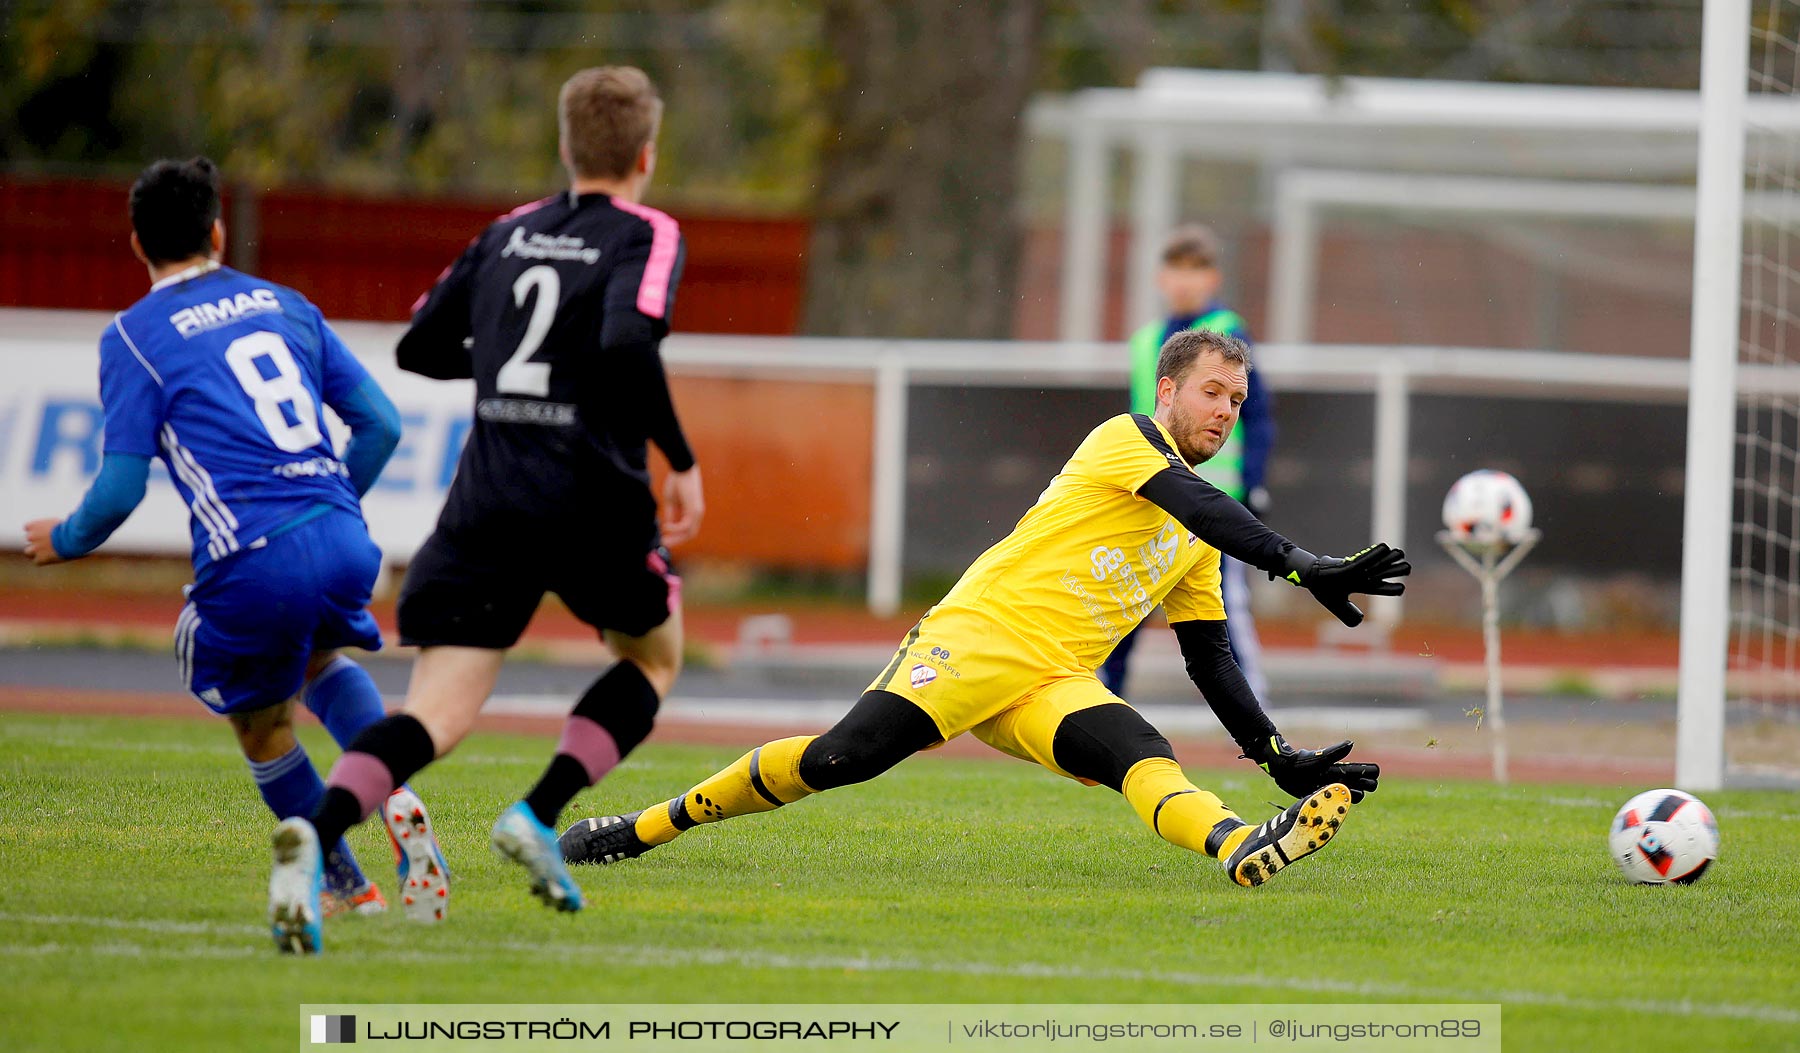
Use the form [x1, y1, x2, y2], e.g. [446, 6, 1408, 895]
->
[398, 191, 693, 544]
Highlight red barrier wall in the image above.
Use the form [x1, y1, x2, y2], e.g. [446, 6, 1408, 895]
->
[1, 176, 871, 571]
[0, 177, 807, 334]
[656, 376, 874, 570]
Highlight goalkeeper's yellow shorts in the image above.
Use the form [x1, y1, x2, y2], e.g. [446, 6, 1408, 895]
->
[864, 603, 1123, 784]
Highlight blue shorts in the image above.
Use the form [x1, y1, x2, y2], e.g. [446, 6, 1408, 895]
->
[175, 510, 384, 715]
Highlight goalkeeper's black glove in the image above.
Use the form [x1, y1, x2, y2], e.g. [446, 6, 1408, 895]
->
[1247, 733, 1380, 803]
[1277, 543, 1411, 627]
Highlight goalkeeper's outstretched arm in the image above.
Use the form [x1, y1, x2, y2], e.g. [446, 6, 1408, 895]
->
[1173, 618, 1277, 756]
[1137, 466, 1411, 626]
[1172, 618, 1381, 801]
[1139, 468, 1295, 577]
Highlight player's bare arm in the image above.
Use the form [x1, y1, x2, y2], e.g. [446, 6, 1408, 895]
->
[661, 465, 704, 545]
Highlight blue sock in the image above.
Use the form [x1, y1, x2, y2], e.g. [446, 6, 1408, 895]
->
[249, 745, 367, 893]
[304, 656, 389, 750]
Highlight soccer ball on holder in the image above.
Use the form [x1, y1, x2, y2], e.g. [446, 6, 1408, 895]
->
[1609, 789, 1719, 885]
[1441, 469, 1533, 551]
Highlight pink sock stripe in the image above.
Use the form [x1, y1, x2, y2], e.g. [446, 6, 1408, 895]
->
[328, 751, 399, 821]
[610, 198, 681, 319]
[557, 715, 623, 784]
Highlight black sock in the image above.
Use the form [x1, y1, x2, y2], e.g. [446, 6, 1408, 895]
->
[522, 661, 661, 828]
[524, 756, 591, 828]
[311, 714, 436, 848]
[311, 787, 365, 852]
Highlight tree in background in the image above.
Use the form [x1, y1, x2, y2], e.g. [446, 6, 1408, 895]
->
[1, 0, 1714, 338]
[802, 0, 1047, 338]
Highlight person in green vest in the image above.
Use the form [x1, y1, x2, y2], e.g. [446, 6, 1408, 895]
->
[1102, 224, 1274, 700]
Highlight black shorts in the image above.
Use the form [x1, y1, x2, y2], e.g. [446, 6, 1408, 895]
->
[396, 528, 680, 649]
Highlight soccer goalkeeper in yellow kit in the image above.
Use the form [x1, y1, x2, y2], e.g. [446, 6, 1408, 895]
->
[562, 328, 1409, 887]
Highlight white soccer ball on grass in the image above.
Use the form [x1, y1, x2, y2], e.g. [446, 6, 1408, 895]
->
[1609, 788, 1720, 885]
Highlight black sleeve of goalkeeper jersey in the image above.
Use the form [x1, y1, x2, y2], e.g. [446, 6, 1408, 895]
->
[1128, 414, 1297, 577]
[1137, 466, 1296, 578]
[603, 340, 695, 472]
[1172, 619, 1277, 757]
[396, 233, 481, 380]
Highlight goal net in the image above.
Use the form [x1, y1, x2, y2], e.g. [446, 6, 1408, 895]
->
[1731, 1, 1800, 783]
[1683, 0, 1800, 788]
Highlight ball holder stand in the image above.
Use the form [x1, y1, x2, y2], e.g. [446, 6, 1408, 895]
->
[1436, 528, 1541, 784]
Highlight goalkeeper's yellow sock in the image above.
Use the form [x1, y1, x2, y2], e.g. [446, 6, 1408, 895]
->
[1120, 757, 1250, 859]
[633, 736, 818, 847]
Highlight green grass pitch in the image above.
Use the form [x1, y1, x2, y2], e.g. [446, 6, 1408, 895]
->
[2, 711, 1797, 1052]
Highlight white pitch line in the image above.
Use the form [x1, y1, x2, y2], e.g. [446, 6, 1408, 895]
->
[2, 912, 1793, 1024]
[1, 913, 258, 936]
[1715, 808, 1800, 822]
[1543, 796, 1614, 809]
[1541, 795, 1800, 823]
[0, 734, 233, 756]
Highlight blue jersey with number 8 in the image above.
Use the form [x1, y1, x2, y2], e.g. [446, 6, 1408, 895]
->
[99, 265, 370, 570]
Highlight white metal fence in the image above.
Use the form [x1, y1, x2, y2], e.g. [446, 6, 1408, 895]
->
[3, 307, 1751, 622]
[1029, 68, 1800, 344]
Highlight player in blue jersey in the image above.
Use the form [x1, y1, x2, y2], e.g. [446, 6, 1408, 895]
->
[20, 157, 448, 941]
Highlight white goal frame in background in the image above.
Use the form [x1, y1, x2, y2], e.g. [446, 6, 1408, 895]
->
[1677, 0, 1750, 791]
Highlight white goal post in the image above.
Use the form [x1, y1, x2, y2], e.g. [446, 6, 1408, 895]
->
[1677, 0, 1749, 792]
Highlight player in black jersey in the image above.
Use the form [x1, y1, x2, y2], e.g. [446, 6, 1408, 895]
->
[269, 67, 699, 952]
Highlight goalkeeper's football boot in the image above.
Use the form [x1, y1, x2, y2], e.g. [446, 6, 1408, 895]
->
[269, 817, 325, 955]
[559, 810, 657, 866]
[382, 786, 450, 923]
[1223, 783, 1353, 888]
[491, 802, 584, 912]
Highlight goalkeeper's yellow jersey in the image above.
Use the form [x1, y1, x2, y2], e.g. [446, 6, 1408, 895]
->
[935, 413, 1225, 673]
